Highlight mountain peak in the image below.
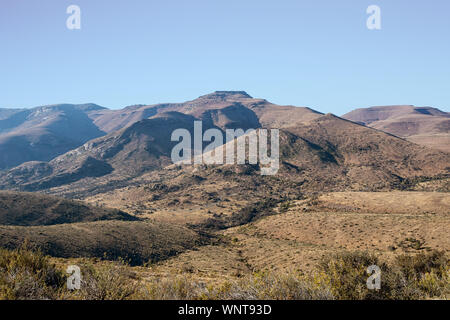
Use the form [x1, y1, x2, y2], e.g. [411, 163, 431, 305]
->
[198, 91, 253, 100]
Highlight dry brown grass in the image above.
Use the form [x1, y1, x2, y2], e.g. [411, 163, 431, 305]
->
[146, 192, 449, 280]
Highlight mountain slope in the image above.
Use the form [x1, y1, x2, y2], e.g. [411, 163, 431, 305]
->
[78, 114, 449, 231]
[84, 114, 449, 221]
[0, 111, 211, 191]
[0, 104, 107, 169]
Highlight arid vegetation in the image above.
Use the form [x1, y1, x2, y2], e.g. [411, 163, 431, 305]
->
[1, 245, 448, 300]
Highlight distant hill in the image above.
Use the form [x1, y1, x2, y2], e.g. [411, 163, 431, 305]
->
[0, 191, 138, 226]
[0, 104, 107, 169]
[342, 105, 450, 152]
[0, 220, 206, 265]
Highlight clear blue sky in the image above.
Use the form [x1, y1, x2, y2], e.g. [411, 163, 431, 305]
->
[1, 0, 449, 114]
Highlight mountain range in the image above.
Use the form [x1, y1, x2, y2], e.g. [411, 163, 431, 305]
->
[0, 92, 448, 196]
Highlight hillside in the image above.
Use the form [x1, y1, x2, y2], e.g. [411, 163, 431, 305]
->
[80, 114, 449, 225]
[0, 191, 207, 266]
[0, 191, 137, 226]
[145, 191, 449, 276]
[342, 105, 450, 152]
[0, 220, 206, 265]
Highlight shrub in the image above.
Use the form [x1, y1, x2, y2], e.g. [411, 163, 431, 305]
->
[393, 250, 449, 298]
[207, 271, 334, 300]
[0, 246, 447, 300]
[317, 251, 449, 300]
[140, 276, 208, 300]
[317, 251, 384, 299]
[0, 243, 66, 300]
[71, 260, 139, 300]
[394, 250, 448, 280]
[137, 272, 334, 300]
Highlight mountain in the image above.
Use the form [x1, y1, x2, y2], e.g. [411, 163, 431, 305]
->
[69, 112, 449, 236]
[282, 113, 449, 186]
[342, 105, 450, 152]
[0, 93, 448, 196]
[0, 104, 107, 169]
[0, 93, 323, 171]
[138, 113, 450, 207]
[0, 92, 323, 191]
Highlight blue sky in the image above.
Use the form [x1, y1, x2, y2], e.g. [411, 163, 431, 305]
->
[1, 0, 449, 114]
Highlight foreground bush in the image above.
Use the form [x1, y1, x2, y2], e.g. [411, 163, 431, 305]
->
[69, 260, 139, 300]
[317, 251, 449, 300]
[0, 244, 65, 299]
[205, 272, 334, 300]
[140, 272, 334, 300]
[0, 246, 448, 300]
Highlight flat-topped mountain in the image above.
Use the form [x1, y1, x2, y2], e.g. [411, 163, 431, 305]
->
[342, 105, 448, 124]
[343, 105, 450, 152]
